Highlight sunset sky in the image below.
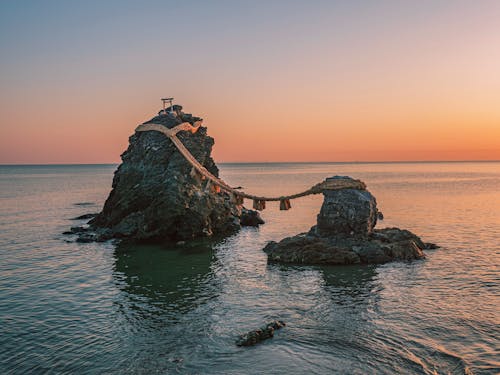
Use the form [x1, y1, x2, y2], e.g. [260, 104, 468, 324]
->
[1, 0, 499, 163]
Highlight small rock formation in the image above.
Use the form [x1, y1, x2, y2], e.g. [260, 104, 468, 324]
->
[236, 320, 286, 347]
[316, 184, 378, 237]
[71, 213, 98, 220]
[264, 176, 436, 265]
[240, 207, 265, 227]
[85, 106, 249, 242]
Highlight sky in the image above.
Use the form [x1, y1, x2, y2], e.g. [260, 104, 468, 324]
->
[1, 0, 499, 163]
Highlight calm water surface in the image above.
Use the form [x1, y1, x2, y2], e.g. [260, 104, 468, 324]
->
[0, 162, 499, 374]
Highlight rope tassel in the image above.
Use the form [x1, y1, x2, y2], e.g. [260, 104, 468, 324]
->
[279, 198, 291, 210]
[190, 167, 198, 178]
[253, 199, 266, 211]
[203, 180, 212, 193]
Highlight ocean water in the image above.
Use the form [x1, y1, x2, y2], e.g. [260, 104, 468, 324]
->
[0, 162, 499, 374]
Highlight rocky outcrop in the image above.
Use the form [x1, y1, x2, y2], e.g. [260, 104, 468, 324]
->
[316, 181, 378, 237]
[71, 213, 98, 220]
[86, 106, 243, 242]
[264, 176, 436, 265]
[240, 207, 265, 227]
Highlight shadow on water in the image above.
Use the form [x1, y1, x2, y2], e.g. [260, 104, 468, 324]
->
[260, 262, 381, 346]
[267, 262, 380, 306]
[108, 232, 475, 375]
[318, 264, 379, 298]
[261, 263, 470, 375]
[112, 240, 220, 325]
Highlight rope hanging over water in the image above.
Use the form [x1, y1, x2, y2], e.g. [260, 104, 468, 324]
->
[135, 121, 366, 210]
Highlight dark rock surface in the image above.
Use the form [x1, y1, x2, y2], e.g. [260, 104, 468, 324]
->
[236, 320, 286, 347]
[240, 207, 265, 227]
[68, 225, 89, 234]
[264, 176, 435, 265]
[316, 178, 378, 236]
[85, 106, 243, 242]
[71, 213, 98, 220]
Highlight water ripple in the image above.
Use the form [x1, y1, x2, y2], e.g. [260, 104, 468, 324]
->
[1, 163, 499, 374]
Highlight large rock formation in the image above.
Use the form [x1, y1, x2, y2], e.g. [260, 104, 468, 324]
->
[264, 176, 436, 265]
[87, 106, 244, 242]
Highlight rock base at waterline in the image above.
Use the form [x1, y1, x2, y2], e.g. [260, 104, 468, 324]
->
[240, 207, 265, 227]
[264, 227, 435, 265]
[65, 206, 264, 243]
[236, 320, 286, 347]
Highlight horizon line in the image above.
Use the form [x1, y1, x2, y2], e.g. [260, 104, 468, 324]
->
[1, 159, 499, 166]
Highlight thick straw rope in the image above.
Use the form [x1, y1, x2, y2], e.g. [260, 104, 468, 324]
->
[135, 121, 365, 202]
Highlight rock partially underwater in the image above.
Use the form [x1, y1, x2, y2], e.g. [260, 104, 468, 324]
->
[68, 105, 263, 243]
[264, 176, 437, 265]
[71, 213, 98, 220]
[240, 207, 265, 227]
[236, 320, 286, 347]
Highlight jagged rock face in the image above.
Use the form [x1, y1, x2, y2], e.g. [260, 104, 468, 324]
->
[90, 108, 241, 241]
[316, 188, 377, 237]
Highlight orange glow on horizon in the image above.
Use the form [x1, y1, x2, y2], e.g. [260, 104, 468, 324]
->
[0, 94, 499, 164]
[1, 2, 499, 164]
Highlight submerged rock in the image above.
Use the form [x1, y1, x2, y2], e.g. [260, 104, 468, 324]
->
[75, 233, 99, 243]
[68, 225, 89, 234]
[236, 320, 286, 347]
[86, 106, 244, 242]
[264, 176, 434, 265]
[71, 213, 98, 220]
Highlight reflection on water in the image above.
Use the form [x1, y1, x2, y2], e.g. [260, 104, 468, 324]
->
[1, 163, 499, 374]
[108, 233, 386, 374]
[113, 242, 217, 316]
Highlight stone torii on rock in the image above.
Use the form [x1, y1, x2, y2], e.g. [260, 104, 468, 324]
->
[161, 97, 174, 115]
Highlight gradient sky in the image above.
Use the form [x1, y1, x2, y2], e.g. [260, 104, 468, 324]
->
[1, 0, 499, 163]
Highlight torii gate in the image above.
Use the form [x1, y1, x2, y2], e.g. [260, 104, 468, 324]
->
[161, 97, 174, 114]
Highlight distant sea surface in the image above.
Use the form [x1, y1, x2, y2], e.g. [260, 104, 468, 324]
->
[0, 162, 499, 374]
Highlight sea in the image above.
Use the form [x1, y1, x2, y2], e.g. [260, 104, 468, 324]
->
[0, 162, 499, 374]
